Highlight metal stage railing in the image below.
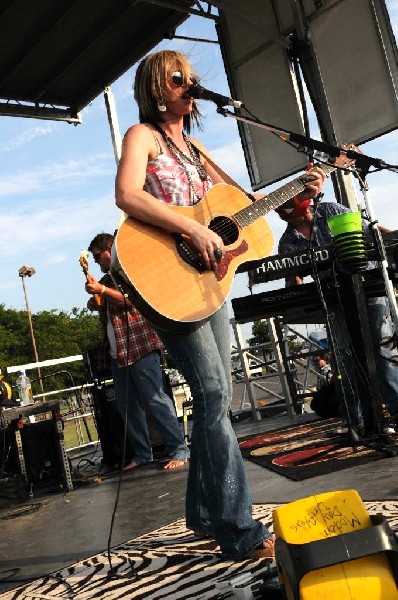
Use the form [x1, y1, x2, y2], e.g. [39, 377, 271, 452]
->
[4, 321, 325, 454]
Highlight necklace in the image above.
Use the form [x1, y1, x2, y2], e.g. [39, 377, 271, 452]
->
[156, 126, 210, 201]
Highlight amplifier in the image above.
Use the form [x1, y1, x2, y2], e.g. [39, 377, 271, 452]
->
[82, 347, 112, 383]
[91, 383, 165, 468]
[91, 383, 133, 467]
[4, 401, 73, 492]
[9, 418, 64, 488]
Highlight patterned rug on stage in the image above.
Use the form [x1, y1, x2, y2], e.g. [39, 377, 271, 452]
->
[239, 418, 389, 481]
[2, 501, 398, 600]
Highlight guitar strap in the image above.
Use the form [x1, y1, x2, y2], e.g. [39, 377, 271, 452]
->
[191, 141, 256, 201]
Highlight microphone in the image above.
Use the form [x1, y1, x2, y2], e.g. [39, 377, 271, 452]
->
[188, 82, 243, 109]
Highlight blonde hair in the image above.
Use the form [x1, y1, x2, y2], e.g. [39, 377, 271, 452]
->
[134, 50, 202, 133]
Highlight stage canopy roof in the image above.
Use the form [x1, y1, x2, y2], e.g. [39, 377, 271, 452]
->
[1, 0, 396, 186]
[0, 0, 200, 122]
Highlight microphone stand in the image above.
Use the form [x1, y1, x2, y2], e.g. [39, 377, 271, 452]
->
[216, 106, 398, 451]
[216, 106, 398, 174]
[352, 166, 398, 334]
[217, 106, 398, 332]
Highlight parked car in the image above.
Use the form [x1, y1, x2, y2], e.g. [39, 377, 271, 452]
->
[236, 360, 263, 378]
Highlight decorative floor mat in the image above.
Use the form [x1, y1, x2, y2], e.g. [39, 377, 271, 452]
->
[239, 419, 389, 480]
[2, 501, 398, 599]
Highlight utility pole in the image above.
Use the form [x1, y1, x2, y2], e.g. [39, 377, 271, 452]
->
[18, 266, 45, 395]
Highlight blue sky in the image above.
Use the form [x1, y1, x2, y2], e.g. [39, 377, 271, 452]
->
[1, 1, 398, 345]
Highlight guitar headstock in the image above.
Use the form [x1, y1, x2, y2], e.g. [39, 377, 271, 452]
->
[79, 250, 89, 274]
[334, 143, 360, 170]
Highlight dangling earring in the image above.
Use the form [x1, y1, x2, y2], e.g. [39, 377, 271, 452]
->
[157, 91, 166, 112]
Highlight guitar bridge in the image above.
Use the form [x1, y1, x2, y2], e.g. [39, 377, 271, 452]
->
[173, 234, 206, 273]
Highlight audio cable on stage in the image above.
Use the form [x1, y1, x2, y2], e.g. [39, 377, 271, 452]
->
[105, 283, 138, 582]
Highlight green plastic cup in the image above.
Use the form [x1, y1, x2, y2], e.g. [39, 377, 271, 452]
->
[327, 211, 366, 270]
[327, 211, 362, 236]
[334, 235, 366, 256]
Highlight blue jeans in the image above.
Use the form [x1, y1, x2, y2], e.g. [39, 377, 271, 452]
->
[154, 304, 271, 559]
[331, 296, 398, 426]
[111, 352, 189, 464]
[330, 307, 363, 427]
[367, 296, 398, 416]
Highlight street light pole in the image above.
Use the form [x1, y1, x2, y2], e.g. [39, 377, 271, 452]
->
[18, 266, 45, 395]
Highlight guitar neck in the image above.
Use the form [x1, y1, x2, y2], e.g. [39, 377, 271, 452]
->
[81, 265, 103, 308]
[91, 291, 103, 309]
[234, 163, 336, 227]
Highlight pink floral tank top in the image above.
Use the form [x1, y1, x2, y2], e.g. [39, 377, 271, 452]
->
[144, 152, 212, 206]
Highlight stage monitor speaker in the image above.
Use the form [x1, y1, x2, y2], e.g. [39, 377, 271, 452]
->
[217, 0, 308, 189]
[217, 0, 397, 188]
[306, 0, 398, 145]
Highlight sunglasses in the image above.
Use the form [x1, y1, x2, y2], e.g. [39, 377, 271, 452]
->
[93, 251, 102, 262]
[171, 71, 198, 87]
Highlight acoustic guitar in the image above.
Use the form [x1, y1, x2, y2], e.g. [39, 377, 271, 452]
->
[111, 150, 355, 332]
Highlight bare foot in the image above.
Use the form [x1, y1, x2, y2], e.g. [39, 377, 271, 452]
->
[246, 536, 275, 560]
[123, 460, 141, 471]
[262, 535, 275, 549]
[162, 459, 188, 470]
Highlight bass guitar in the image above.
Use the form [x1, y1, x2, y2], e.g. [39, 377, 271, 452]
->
[111, 149, 356, 332]
[79, 250, 103, 309]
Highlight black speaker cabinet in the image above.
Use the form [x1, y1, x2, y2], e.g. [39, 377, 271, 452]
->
[18, 420, 65, 486]
[91, 383, 165, 467]
[5, 419, 66, 489]
[0, 424, 19, 477]
[82, 347, 112, 383]
[91, 383, 134, 467]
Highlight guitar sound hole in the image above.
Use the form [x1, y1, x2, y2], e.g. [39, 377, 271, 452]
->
[209, 216, 239, 246]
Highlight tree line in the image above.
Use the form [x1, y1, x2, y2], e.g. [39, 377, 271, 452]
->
[0, 303, 300, 398]
[0, 304, 103, 395]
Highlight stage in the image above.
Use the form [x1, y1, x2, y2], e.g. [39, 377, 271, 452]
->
[1, 411, 398, 597]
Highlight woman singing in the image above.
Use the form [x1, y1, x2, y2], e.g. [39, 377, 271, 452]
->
[115, 49, 325, 560]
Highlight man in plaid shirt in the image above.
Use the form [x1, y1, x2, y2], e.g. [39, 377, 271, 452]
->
[85, 232, 189, 470]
